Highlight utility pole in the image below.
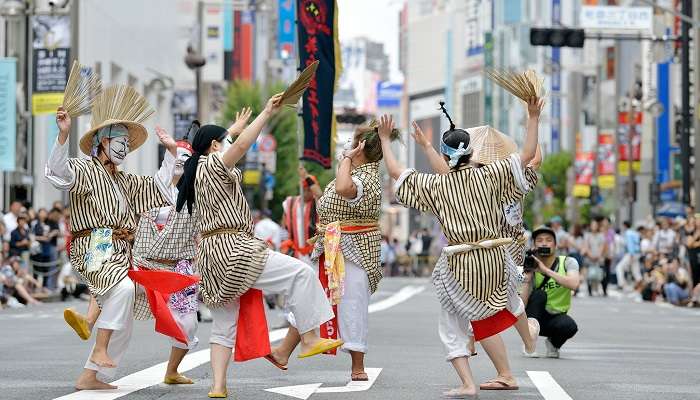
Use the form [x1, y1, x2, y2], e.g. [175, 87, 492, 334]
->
[680, 0, 692, 206]
[695, 0, 700, 209]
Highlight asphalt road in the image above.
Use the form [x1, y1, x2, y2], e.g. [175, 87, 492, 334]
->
[2, 277, 699, 400]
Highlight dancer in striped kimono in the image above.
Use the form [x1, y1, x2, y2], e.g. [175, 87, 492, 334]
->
[269, 120, 400, 382]
[379, 95, 544, 399]
[45, 86, 179, 390]
[175, 95, 342, 398]
[411, 119, 543, 391]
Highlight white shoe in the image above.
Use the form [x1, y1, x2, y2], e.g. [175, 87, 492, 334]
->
[544, 339, 560, 358]
[522, 344, 539, 358]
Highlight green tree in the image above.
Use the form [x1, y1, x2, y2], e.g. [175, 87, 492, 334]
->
[523, 151, 574, 228]
[220, 80, 335, 222]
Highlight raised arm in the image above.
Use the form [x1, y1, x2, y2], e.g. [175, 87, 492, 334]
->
[520, 97, 545, 168]
[411, 121, 449, 174]
[299, 165, 322, 200]
[222, 94, 282, 169]
[335, 141, 364, 199]
[45, 107, 76, 191]
[378, 115, 405, 180]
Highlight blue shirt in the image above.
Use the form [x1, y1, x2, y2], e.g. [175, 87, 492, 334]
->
[625, 229, 641, 254]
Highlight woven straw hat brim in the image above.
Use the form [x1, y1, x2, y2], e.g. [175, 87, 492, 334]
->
[467, 125, 518, 165]
[79, 119, 148, 156]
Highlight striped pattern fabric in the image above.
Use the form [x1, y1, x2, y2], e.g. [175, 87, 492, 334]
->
[313, 162, 382, 294]
[66, 158, 167, 297]
[502, 167, 538, 266]
[194, 153, 268, 307]
[132, 207, 199, 320]
[396, 155, 528, 311]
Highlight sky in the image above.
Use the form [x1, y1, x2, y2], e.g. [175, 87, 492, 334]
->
[337, 0, 404, 82]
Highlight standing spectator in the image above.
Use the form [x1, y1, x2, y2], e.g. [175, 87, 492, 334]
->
[583, 219, 608, 296]
[600, 217, 616, 292]
[550, 216, 570, 251]
[615, 221, 642, 290]
[568, 224, 586, 268]
[653, 218, 677, 257]
[2, 201, 23, 241]
[640, 226, 654, 256]
[31, 208, 61, 290]
[9, 214, 31, 259]
[685, 215, 700, 288]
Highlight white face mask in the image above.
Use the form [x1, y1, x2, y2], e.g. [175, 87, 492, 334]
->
[174, 147, 191, 177]
[107, 136, 129, 165]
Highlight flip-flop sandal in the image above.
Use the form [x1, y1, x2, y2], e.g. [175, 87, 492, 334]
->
[164, 374, 194, 384]
[351, 372, 369, 381]
[479, 379, 519, 390]
[297, 339, 344, 359]
[264, 354, 288, 371]
[208, 389, 228, 398]
[64, 308, 91, 341]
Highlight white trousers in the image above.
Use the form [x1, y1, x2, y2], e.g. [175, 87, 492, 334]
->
[169, 306, 199, 350]
[615, 253, 642, 288]
[337, 261, 370, 353]
[439, 286, 525, 361]
[209, 251, 334, 348]
[84, 278, 135, 378]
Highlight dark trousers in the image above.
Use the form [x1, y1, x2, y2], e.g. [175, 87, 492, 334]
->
[526, 290, 578, 349]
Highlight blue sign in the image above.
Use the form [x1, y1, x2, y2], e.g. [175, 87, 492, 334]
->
[0, 58, 16, 172]
[223, 1, 233, 52]
[278, 0, 295, 59]
[377, 82, 402, 108]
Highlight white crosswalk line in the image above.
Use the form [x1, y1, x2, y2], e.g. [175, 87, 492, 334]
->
[527, 371, 573, 400]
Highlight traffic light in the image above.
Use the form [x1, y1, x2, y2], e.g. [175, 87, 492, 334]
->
[530, 28, 585, 48]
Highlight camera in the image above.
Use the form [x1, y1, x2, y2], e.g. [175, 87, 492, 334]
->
[523, 247, 552, 272]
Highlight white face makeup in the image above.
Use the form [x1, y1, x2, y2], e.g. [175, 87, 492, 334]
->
[107, 136, 129, 165]
[174, 146, 192, 177]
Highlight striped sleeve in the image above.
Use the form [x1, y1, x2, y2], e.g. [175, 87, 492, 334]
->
[523, 166, 538, 193]
[481, 155, 526, 204]
[123, 173, 167, 214]
[207, 152, 243, 184]
[394, 169, 439, 213]
[66, 159, 94, 195]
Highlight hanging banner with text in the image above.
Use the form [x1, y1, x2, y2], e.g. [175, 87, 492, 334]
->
[617, 111, 642, 176]
[573, 151, 594, 198]
[0, 58, 17, 171]
[31, 15, 70, 115]
[297, 0, 341, 168]
[597, 130, 616, 189]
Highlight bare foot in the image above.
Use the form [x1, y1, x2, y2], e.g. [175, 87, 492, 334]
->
[269, 347, 289, 367]
[75, 375, 117, 390]
[90, 349, 117, 368]
[443, 385, 477, 398]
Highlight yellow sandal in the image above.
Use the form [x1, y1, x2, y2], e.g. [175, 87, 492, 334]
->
[64, 308, 91, 340]
[297, 338, 344, 359]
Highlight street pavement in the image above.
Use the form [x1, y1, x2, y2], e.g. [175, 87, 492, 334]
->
[2, 277, 700, 400]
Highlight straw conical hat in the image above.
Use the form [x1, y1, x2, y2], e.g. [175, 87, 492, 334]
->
[79, 85, 155, 155]
[466, 125, 518, 165]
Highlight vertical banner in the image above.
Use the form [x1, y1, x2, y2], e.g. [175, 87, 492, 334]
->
[202, 4, 224, 82]
[483, 32, 494, 125]
[232, 11, 254, 82]
[573, 151, 594, 198]
[0, 58, 16, 172]
[597, 130, 616, 189]
[223, 1, 234, 81]
[297, 0, 341, 168]
[617, 111, 642, 176]
[278, 0, 296, 59]
[32, 15, 71, 115]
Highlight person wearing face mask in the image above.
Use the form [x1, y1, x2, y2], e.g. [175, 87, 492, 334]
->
[44, 85, 182, 391]
[175, 95, 343, 398]
[269, 117, 401, 383]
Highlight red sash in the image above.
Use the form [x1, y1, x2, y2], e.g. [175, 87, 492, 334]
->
[317, 253, 339, 355]
[470, 309, 518, 341]
[233, 289, 271, 362]
[127, 269, 200, 345]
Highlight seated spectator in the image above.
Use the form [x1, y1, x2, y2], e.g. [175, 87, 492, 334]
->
[663, 258, 692, 306]
[1, 257, 42, 306]
[9, 214, 31, 259]
[57, 261, 90, 302]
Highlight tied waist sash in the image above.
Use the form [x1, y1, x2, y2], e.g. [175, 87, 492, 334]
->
[72, 227, 135, 245]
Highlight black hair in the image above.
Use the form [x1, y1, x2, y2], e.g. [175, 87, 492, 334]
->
[439, 101, 471, 168]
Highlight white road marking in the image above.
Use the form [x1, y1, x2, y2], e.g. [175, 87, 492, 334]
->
[527, 371, 573, 400]
[52, 285, 424, 400]
[265, 368, 382, 399]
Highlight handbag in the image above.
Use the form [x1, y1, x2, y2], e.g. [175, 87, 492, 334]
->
[587, 264, 604, 282]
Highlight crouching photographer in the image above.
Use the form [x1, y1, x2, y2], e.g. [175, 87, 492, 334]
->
[521, 226, 580, 358]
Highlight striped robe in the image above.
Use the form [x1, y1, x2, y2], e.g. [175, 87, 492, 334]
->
[65, 158, 169, 297]
[502, 167, 538, 266]
[312, 162, 382, 294]
[132, 207, 199, 320]
[395, 154, 530, 320]
[194, 153, 268, 307]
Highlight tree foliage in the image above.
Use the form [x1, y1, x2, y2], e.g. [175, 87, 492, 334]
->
[523, 151, 573, 228]
[220, 80, 335, 222]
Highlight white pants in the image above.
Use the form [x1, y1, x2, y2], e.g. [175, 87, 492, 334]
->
[337, 261, 370, 353]
[84, 278, 135, 378]
[439, 287, 525, 361]
[169, 306, 199, 350]
[209, 251, 334, 348]
[615, 253, 642, 288]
